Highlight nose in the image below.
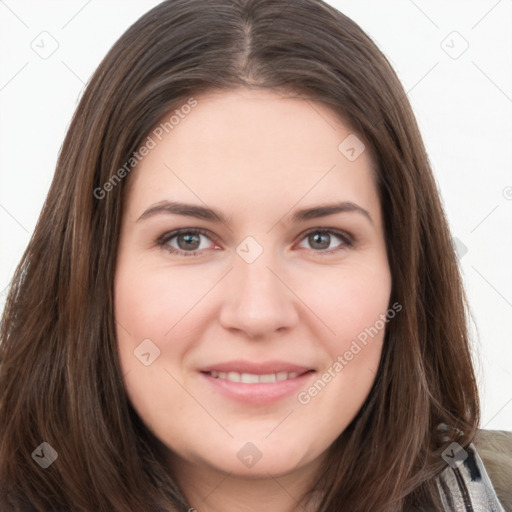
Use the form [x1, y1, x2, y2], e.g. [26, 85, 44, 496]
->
[218, 251, 300, 339]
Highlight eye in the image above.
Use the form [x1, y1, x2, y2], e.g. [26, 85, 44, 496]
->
[157, 227, 353, 257]
[297, 228, 352, 254]
[157, 228, 217, 256]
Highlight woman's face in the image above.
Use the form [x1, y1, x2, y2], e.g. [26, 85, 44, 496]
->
[115, 88, 392, 479]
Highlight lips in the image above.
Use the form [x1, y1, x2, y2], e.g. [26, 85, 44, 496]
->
[199, 360, 316, 405]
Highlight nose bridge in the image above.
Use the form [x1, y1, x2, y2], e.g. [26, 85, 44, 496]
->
[234, 234, 278, 289]
[218, 237, 299, 337]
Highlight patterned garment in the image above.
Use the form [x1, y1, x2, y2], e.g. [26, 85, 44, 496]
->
[436, 442, 506, 512]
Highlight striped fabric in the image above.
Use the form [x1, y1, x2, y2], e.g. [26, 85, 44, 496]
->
[436, 442, 506, 512]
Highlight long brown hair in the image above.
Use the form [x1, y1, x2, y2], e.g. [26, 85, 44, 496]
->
[0, 1, 479, 510]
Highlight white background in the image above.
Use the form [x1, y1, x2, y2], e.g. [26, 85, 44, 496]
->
[0, 0, 511, 429]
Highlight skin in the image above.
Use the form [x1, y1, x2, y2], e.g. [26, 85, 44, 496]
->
[114, 87, 392, 512]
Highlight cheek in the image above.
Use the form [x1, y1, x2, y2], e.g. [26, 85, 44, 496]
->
[297, 259, 392, 405]
[114, 259, 209, 341]
[113, 260, 208, 434]
[293, 265, 391, 431]
[304, 260, 392, 350]
[113, 258, 204, 393]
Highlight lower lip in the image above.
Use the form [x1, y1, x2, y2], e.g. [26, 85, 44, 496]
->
[200, 371, 316, 405]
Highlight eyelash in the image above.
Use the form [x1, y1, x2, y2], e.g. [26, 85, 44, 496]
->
[156, 227, 354, 257]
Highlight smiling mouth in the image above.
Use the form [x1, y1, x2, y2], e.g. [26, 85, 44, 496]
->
[205, 370, 313, 383]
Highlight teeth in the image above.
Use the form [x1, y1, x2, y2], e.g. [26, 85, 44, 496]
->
[241, 373, 259, 383]
[208, 371, 302, 383]
[227, 371, 240, 382]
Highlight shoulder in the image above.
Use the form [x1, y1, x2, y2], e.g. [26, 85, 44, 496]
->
[473, 429, 512, 512]
[435, 429, 512, 512]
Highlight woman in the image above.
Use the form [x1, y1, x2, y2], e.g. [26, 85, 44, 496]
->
[0, 1, 509, 510]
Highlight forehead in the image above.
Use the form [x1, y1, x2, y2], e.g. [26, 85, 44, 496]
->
[124, 88, 380, 222]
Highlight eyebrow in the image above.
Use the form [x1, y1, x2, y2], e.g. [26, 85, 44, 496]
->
[137, 201, 229, 224]
[136, 200, 373, 225]
[290, 201, 373, 224]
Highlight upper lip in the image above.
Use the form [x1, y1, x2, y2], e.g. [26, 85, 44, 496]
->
[200, 360, 314, 375]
